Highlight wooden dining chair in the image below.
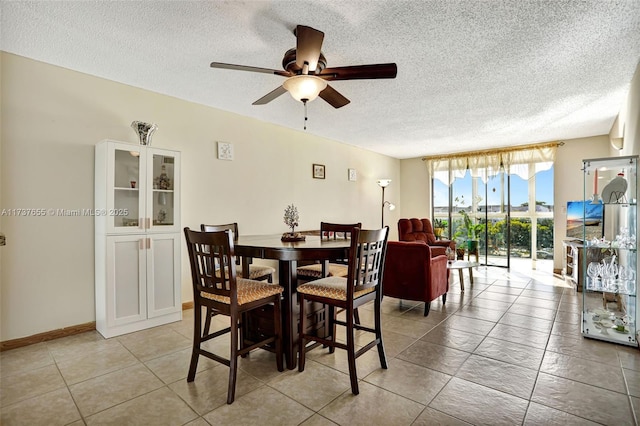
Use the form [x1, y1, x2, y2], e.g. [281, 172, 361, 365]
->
[296, 222, 362, 280]
[184, 228, 284, 404]
[201, 223, 277, 334]
[201, 223, 275, 282]
[297, 227, 389, 395]
[296, 222, 363, 326]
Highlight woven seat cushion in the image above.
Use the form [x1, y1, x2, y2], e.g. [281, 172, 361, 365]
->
[214, 265, 275, 281]
[246, 264, 276, 280]
[201, 278, 283, 305]
[296, 263, 349, 278]
[297, 276, 375, 301]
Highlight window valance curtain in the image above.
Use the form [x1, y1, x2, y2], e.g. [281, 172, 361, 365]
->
[423, 142, 561, 185]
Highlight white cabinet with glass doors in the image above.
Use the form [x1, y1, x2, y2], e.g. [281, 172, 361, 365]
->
[95, 140, 182, 338]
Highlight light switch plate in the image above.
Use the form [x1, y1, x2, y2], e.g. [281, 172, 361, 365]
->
[348, 168, 357, 181]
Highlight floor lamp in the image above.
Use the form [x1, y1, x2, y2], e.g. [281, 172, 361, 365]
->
[377, 179, 395, 228]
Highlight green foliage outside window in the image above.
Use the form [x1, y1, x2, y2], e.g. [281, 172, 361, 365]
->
[450, 216, 553, 258]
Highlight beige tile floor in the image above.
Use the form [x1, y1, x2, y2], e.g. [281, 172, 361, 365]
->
[2, 265, 639, 425]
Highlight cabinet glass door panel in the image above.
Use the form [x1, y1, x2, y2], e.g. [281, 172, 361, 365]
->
[113, 148, 142, 229]
[147, 150, 180, 233]
[151, 153, 175, 228]
[153, 191, 174, 226]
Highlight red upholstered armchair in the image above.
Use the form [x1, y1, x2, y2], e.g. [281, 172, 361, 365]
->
[398, 218, 455, 257]
[382, 241, 448, 316]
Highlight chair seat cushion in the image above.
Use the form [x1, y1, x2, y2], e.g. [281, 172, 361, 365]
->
[296, 263, 349, 278]
[201, 279, 283, 305]
[297, 276, 375, 301]
[245, 264, 276, 280]
[214, 265, 275, 281]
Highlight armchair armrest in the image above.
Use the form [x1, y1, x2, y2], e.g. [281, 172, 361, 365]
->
[429, 254, 449, 297]
[430, 239, 455, 249]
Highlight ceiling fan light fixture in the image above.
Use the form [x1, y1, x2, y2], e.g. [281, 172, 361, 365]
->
[283, 75, 327, 102]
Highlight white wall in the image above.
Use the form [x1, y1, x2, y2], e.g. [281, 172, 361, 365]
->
[399, 157, 431, 220]
[609, 61, 639, 304]
[0, 53, 400, 341]
[553, 136, 612, 270]
[616, 61, 639, 157]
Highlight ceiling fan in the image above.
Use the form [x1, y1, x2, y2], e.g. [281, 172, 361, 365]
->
[210, 25, 397, 109]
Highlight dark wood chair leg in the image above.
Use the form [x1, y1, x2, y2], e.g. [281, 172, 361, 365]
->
[329, 306, 337, 354]
[298, 292, 307, 372]
[322, 304, 332, 350]
[346, 306, 359, 395]
[274, 296, 284, 372]
[442, 293, 447, 304]
[239, 312, 248, 358]
[187, 304, 202, 382]
[227, 312, 239, 404]
[374, 298, 388, 369]
[203, 306, 213, 335]
[354, 308, 361, 325]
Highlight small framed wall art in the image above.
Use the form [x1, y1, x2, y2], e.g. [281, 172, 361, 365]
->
[217, 142, 234, 161]
[348, 168, 357, 181]
[313, 164, 326, 179]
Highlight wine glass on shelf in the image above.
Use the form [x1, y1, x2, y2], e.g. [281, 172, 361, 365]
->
[587, 262, 601, 291]
[618, 265, 628, 294]
[601, 257, 619, 292]
[619, 266, 636, 295]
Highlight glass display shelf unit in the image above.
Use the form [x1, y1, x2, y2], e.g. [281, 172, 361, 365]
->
[581, 155, 638, 347]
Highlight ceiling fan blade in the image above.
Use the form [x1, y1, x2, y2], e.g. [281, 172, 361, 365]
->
[295, 25, 324, 72]
[210, 62, 291, 77]
[252, 85, 288, 105]
[319, 85, 350, 109]
[319, 63, 397, 81]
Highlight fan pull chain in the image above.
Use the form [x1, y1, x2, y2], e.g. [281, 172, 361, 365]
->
[303, 99, 308, 130]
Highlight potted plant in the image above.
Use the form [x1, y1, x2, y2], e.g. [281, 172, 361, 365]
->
[460, 209, 479, 253]
[433, 218, 445, 239]
[455, 237, 466, 260]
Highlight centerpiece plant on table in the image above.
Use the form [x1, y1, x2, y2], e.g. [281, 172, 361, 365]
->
[282, 204, 306, 242]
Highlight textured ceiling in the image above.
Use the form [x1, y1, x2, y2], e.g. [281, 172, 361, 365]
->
[2, 1, 639, 159]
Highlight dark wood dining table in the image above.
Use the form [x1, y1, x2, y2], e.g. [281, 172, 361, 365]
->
[234, 234, 351, 369]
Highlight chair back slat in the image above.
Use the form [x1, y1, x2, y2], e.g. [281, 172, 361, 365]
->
[348, 227, 389, 296]
[320, 222, 361, 266]
[202, 223, 242, 265]
[320, 222, 361, 240]
[201, 223, 238, 241]
[185, 228, 238, 305]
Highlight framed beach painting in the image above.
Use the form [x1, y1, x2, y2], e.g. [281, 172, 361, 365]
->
[566, 200, 604, 240]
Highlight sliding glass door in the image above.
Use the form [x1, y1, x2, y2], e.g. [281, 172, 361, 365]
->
[432, 162, 554, 270]
[478, 170, 510, 267]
